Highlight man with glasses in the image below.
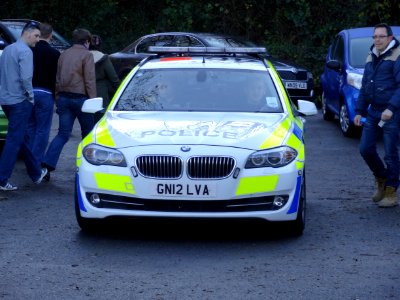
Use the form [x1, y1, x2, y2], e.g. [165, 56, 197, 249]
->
[0, 21, 48, 191]
[354, 23, 400, 207]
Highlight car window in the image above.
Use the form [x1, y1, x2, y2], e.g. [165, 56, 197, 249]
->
[0, 28, 12, 45]
[115, 68, 282, 113]
[331, 36, 344, 63]
[172, 35, 203, 47]
[2, 22, 70, 50]
[136, 35, 175, 53]
[349, 35, 400, 68]
[349, 37, 371, 68]
[202, 36, 233, 47]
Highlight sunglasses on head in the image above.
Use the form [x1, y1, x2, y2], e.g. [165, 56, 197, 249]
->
[23, 21, 40, 31]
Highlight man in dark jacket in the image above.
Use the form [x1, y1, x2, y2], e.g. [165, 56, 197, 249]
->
[26, 23, 60, 165]
[42, 28, 96, 180]
[354, 23, 400, 208]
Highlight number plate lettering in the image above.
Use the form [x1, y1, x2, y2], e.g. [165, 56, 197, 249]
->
[153, 183, 216, 197]
[285, 81, 307, 89]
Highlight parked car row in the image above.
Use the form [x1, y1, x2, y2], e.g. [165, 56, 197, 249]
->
[1, 21, 388, 141]
[320, 26, 400, 137]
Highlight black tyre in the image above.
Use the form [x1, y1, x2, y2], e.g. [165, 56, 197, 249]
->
[322, 92, 335, 121]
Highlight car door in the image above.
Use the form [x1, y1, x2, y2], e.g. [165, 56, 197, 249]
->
[324, 35, 345, 114]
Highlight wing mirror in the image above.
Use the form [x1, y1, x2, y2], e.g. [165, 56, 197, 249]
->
[81, 97, 104, 113]
[297, 100, 318, 116]
[326, 60, 342, 72]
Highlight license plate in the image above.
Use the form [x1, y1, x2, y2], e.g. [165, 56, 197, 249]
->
[285, 81, 307, 89]
[152, 182, 216, 197]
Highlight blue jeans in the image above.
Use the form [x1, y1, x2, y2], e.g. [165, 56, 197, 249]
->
[0, 100, 42, 185]
[43, 95, 94, 171]
[359, 108, 400, 188]
[25, 89, 54, 163]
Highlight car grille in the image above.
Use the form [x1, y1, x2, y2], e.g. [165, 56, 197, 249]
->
[187, 156, 235, 179]
[277, 70, 308, 81]
[136, 155, 183, 179]
[136, 155, 236, 179]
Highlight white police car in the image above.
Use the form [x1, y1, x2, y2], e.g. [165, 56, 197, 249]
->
[76, 46, 317, 235]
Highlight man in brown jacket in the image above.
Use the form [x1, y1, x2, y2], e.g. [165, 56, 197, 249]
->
[42, 28, 96, 180]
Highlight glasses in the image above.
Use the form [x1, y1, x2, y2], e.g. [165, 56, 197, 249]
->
[372, 35, 389, 40]
[23, 21, 40, 32]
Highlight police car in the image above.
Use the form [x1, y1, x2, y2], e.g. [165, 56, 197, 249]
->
[75, 46, 317, 236]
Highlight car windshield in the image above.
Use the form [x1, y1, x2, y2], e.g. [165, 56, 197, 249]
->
[350, 35, 400, 68]
[114, 68, 283, 113]
[349, 37, 372, 68]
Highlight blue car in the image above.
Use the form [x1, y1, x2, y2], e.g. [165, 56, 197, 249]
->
[320, 26, 400, 137]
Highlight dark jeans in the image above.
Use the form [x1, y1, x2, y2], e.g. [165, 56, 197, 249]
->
[359, 108, 400, 188]
[25, 90, 54, 163]
[0, 100, 42, 185]
[42, 94, 94, 171]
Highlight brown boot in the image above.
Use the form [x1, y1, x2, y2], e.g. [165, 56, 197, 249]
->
[372, 177, 386, 202]
[378, 186, 398, 208]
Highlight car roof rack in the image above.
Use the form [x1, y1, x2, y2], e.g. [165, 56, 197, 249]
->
[148, 46, 267, 55]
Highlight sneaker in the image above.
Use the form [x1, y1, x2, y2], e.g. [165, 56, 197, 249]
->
[34, 168, 48, 184]
[0, 182, 18, 191]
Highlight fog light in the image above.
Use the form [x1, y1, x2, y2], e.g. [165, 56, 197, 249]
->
[90, 193, 101, 205]
[273, 196, 286, 207]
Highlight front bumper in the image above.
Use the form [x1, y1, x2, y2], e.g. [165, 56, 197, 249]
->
[76, 159, 303, 222]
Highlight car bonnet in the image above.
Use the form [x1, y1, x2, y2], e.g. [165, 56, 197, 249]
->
[83, 111, 301, 152]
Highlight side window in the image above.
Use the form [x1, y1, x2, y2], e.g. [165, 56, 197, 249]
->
[330, 37, 339, 60]
[136, 36, 175, 53]
[331, 36, 344, 64]
[188, 36, 203, 47]
[171, 36, 192, 47]
[136, 37, 157, 53]
[0, 28, 11, 47]
[335, 36, 344, 64]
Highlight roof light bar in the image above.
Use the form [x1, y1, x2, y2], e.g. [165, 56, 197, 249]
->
[148, 46, 267, 55]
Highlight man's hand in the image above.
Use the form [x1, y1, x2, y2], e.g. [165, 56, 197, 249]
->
[381, 109, 393, 121]
[354, 114, 363, 126]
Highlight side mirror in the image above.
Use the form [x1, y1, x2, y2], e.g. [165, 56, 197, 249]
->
[81, 97, 103, 113]
[326, 60, 342, 72]
[297, 100, 318, 116]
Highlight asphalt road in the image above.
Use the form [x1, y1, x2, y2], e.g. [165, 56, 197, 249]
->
[0, 111, 399, 299]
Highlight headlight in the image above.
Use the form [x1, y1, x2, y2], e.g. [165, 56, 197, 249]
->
[83, 144, 127, 167]
[347, 72, 363, 90]
[245, 146, 297, 168]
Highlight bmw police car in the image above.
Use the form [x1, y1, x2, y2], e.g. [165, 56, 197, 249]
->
[76, 46, 317, 235]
